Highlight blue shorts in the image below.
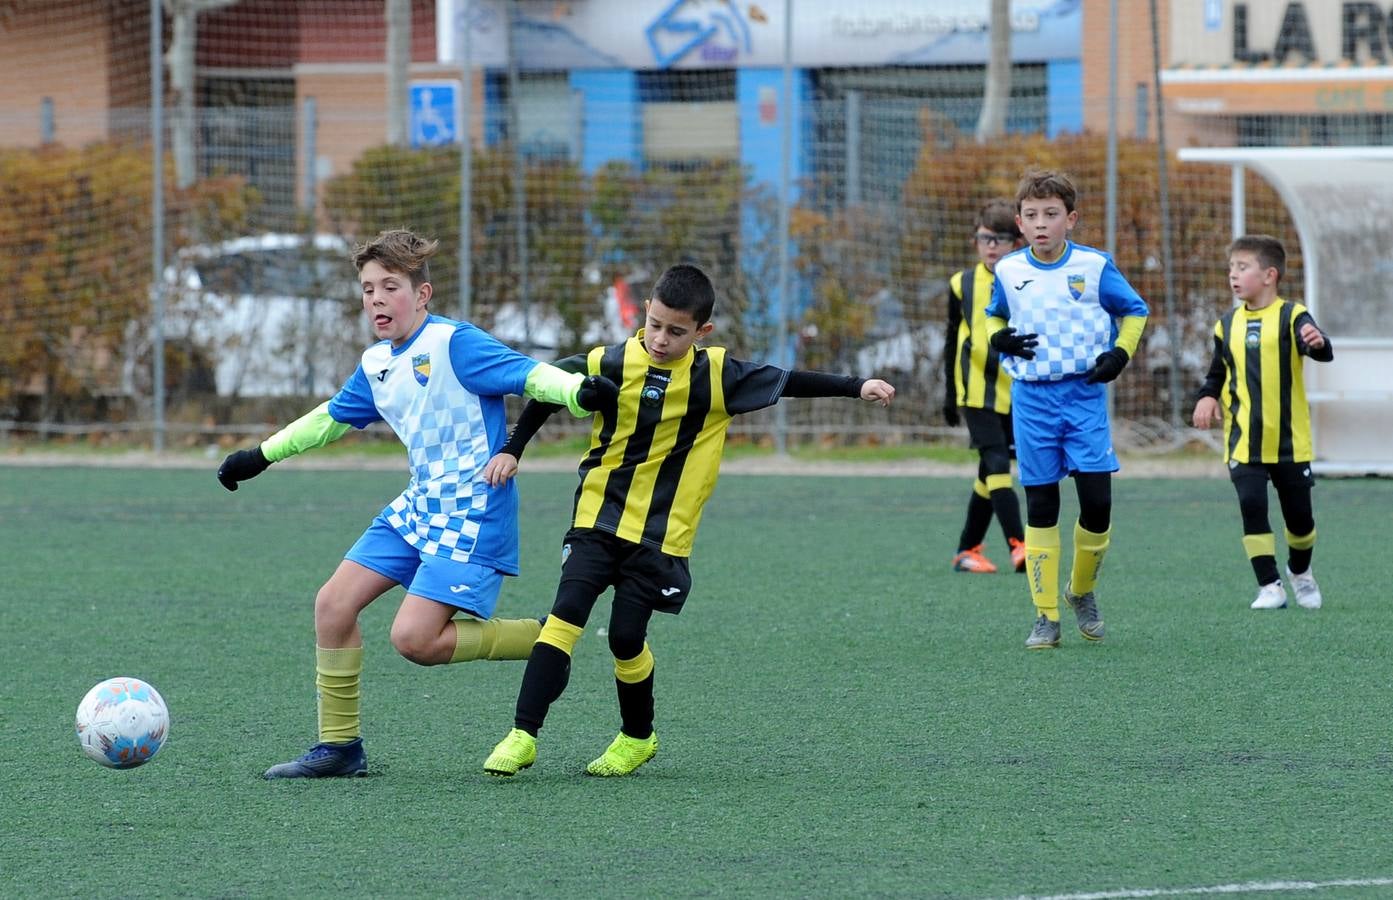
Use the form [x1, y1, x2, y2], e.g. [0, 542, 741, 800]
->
[344, 515, 504, 618]
[1010, 378, 1119, 486]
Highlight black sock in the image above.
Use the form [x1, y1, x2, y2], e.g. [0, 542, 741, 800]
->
[1250, 555, 1280, 585]
[615, 673, 655, 740]
[514, 643, 572, 736]
[990, 487, 1024, 544]
[958, 492, 993, 551]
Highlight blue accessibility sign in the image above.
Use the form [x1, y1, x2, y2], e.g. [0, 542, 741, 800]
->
[410, 80, 460, 147]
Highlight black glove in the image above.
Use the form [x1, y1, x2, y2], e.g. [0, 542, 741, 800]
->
[217, 445, 271, 491]
[942, 401, 961, 428]
[989, 327, 1039, 359]
[576, 374, 619, 413]
[1085, 347, 1130, 384]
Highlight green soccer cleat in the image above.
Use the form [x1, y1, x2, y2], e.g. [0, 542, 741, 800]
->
[1025, 614, 1061, 650]
[483, 728, 536, 777]
[585, 731, 658, 777]
[1065, 587, 1105, 641]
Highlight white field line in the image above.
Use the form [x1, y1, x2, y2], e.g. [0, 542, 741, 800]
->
[1004, 876, 1393, 900]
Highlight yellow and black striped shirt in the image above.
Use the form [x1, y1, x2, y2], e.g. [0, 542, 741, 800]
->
[946, 263, 1011, 413]
[1198, 297, 1332, 464]
[546, 332, 788, 556]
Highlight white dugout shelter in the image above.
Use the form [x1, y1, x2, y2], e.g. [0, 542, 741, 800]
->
[1177, 147, 1393, 476]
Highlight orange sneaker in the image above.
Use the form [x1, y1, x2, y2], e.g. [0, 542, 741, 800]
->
[1009, 538, 1027, 573]
[952, 545, 998, 573]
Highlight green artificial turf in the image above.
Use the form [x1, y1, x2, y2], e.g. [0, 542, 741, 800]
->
[2, 467, 1389, 898]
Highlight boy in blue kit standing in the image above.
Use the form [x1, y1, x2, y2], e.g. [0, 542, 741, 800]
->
[216, 229, 617, 777]
[984, 171, 1150, 649]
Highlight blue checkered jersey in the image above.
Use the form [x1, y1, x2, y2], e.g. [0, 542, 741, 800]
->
[986, 242, 1149, 382]
[327, 315, 538, 574]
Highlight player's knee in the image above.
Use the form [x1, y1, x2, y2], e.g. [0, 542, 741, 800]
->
[313, 582, 359, 634]
[388, 620, 440, 666]
[607, 625, 646, 662]
[980, 446, 1011, 477]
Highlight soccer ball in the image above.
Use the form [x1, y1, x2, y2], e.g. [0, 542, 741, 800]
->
[74, 677, 170, 769]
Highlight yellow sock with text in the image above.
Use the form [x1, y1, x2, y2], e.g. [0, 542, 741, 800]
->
[1025, 525, 1061, 621]
[1069, 522, 1111, 596]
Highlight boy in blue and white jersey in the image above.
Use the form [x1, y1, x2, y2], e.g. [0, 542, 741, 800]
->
[984, 170, 1149, 650]
[216, 229, 617, 778]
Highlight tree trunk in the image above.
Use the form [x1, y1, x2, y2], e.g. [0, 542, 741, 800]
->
[386, 0, 411, 146]
[975, 0, 1012, 143]
[163, 0, 239, 189]
[167, 1, 197, 188]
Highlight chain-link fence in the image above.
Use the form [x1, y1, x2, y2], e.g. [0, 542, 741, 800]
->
[1, 0, 1383, 460]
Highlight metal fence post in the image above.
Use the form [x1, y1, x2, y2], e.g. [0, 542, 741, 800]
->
[150, 0, 166, 453]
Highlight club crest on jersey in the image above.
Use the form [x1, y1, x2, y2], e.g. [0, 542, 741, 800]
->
[1245, 321, 1262, 349]
[1067, 274, 1086, 300]
[412, 353, 431, 385]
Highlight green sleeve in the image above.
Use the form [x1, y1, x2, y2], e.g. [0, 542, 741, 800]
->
[524, 363, 586, 418]
[1115, 315, 1148, 357]
[260, 402, 354, 462]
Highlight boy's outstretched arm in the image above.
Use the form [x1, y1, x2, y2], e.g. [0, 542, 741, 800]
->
[779, 371, 895, 406]
[524, 362, 617, 416]
[217, 401, 354, 491]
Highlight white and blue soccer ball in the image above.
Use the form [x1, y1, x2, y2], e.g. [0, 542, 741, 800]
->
[75, 677, 170, 769]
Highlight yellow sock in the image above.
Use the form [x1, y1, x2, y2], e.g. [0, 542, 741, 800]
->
[537, 616, 584, 655]
[985, 473, 1013, 493]
[1284, 527, 1316, 551]
[614, 643, 655, 683]
[450, 617, 542, 662]
[1069, 522, 1111, 596]
[316, 645, 363, 744]
[1242, 532, 1276, 559]
[1025, 525, 1061, 621]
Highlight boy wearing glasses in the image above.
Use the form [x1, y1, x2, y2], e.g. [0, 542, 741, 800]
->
[942, 198, 1027, 575]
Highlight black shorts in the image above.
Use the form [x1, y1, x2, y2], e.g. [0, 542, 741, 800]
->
[560, 527, 693, 614]
[961, 406, 1016, 454]
[1228, 460, 1315, 490]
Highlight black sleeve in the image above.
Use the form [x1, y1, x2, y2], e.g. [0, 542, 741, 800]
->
[780, 370, 864, 399]
[500, 400, 564, 459]
[943, 280, 963, 410]
[1195, 335, 1226, 401]
[550, 352, 590, 375]
[1293, 311, 1334, 362]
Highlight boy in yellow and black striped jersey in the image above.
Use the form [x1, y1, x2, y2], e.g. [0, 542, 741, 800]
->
[479, 263, 896, 778]
[943, 198, 1027, 574]
[1192, 234, 1333, 610]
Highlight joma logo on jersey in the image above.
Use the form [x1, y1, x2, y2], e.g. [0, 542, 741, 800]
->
[1067, 274, 1086, 300]
[412, 353, 431, 385]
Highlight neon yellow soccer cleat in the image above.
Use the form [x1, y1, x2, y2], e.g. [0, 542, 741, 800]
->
[483, 728, 536, 777]
[585, 731, 658, 777]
